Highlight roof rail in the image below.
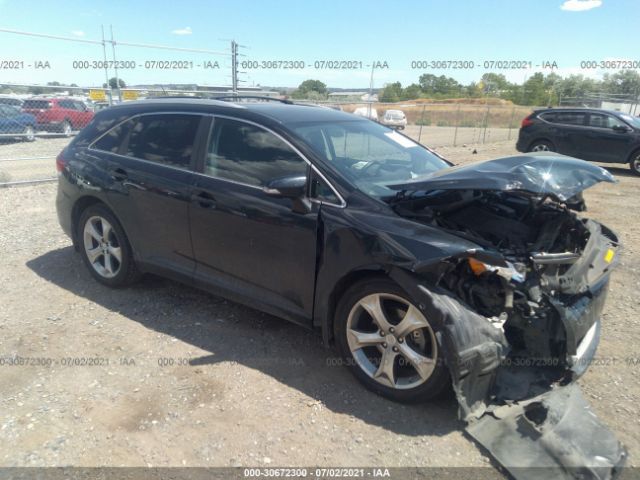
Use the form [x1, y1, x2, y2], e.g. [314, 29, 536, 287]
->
[214, 95, 293, 104]
[144, 95, 206, 99]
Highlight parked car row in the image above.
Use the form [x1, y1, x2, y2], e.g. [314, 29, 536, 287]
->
[0, 96, 95, 141]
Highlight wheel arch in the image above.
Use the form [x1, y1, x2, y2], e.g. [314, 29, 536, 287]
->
[321, 267, 391, 345]
[626, 146, 640, 164]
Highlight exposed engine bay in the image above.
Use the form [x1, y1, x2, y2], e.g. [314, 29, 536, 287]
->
[380, 156, 625, 479]
[392, 188, 618, 378]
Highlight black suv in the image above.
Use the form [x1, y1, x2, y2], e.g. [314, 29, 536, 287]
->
[516, 107, 640, 175]
[55, 98, 625, 472]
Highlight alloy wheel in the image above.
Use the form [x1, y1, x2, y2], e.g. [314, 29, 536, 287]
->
[632, 154, 640, 175]
[531, 143, 550, 152]
[24, 126, 35, 142]
[83, 216, 122, 279]
[346, 293, 438, 390]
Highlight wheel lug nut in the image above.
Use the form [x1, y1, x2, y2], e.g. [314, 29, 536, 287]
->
[382, 342, 388, 348]
[389, 327, 395, 333]
[380, 331, 385, 336]
[398, 337, 404, 343]
[392, 346, 399, 352]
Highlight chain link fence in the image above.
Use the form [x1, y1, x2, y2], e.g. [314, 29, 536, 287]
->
[331, 101, 538, 148]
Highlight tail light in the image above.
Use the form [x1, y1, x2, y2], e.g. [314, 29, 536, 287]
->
[521, 117, 534, 128]
[55, 149, 68, 173]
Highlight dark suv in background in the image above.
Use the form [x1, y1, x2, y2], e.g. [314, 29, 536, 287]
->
[516, 107, 640, 175]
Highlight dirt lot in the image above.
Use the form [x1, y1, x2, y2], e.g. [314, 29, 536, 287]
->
[0, 139, 638, 474]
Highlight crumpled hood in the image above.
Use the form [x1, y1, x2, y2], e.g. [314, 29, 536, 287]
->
[388, 153, 616, 202]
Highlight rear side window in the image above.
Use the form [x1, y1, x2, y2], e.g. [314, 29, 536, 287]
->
[539, 112, 556, 122]
[92, 120, 131, 153]
[125, 114, 200, 169]
[205, 117, 307, 187]
[23, 100, 51, 109]
[553, 112, 586, 126]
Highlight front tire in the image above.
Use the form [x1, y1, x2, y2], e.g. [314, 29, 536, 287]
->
[528, 139, 555, 152]
[78, 205, 139, 287]
[630, 151, 640, 176]
[334, 278, 449, 403]
[23, 125, 35, 142]
[61, 121, 72, 137]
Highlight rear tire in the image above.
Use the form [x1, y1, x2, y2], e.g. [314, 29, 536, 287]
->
[61, 120, 72, 137]
[630, 151, 640, 176]
[528, 139, 555, 152]
[334, 278, 449, 403]
[77, 204, 139, 287]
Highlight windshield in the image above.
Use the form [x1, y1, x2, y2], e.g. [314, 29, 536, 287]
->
[620, 114, 640, 129]
[291, 120, 449, 198]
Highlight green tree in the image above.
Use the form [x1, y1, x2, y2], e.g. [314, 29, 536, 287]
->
[602, 70, 640, 96]
[291, 79, 327, 99]
[380, 82, 403, 102]
[480, 73, 510, 94]
[402, 83, 422, 100]
[104, 77, 126, 89]
[418, 74, 462, 97]
[522, 73, 547, 105]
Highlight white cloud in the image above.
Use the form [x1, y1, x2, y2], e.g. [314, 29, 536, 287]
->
[560, 0, 602, 11]
[171, 27, 192, 35]
[71, 30, 85, 37]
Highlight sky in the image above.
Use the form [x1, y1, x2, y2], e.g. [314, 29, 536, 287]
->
[0, 0, 638, 90]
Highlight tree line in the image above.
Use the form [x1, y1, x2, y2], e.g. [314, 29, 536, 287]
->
[379, 71, 640, 106]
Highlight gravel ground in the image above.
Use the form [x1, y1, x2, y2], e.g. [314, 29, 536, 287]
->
[0, 137, 67, 183]
[0, 140, 638, 474]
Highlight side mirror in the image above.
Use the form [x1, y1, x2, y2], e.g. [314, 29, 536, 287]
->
[612, 125, 630, 133]
[263, 175, 307, 198]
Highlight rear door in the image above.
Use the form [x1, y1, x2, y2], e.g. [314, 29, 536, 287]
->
[542, 110, 588, 157]
[189, 116, 320, 325]
[93, 112, 205, 281]
[582, 112, 634, 163]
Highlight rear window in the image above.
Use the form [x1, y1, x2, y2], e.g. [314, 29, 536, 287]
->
[23, 100, 51, 109]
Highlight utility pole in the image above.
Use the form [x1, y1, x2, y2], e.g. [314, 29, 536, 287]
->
[231, 40, 238, 96]
[367, 63, 375, 118]
[101, 25, 111, 105]
[109, 25, 121, 102]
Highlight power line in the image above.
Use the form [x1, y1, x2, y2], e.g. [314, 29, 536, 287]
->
[0, 27, 230, 55]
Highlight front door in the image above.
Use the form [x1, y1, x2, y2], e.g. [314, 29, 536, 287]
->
[189, 116, 319, 325]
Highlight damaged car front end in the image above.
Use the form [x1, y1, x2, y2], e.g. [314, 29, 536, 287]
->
[382, 155, 626, 478]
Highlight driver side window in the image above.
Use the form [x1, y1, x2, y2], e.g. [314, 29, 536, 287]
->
[206, 118, 308, 187]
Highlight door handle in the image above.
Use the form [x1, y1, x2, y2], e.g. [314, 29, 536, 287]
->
[110, 168, 128, 182]
[192, 191, 216, 209]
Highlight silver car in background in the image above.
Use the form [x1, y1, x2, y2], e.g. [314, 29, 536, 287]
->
[381, 109, 407, 129]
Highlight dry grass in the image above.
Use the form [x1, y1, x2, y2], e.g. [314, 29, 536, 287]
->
[340, 101, 538, 128]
